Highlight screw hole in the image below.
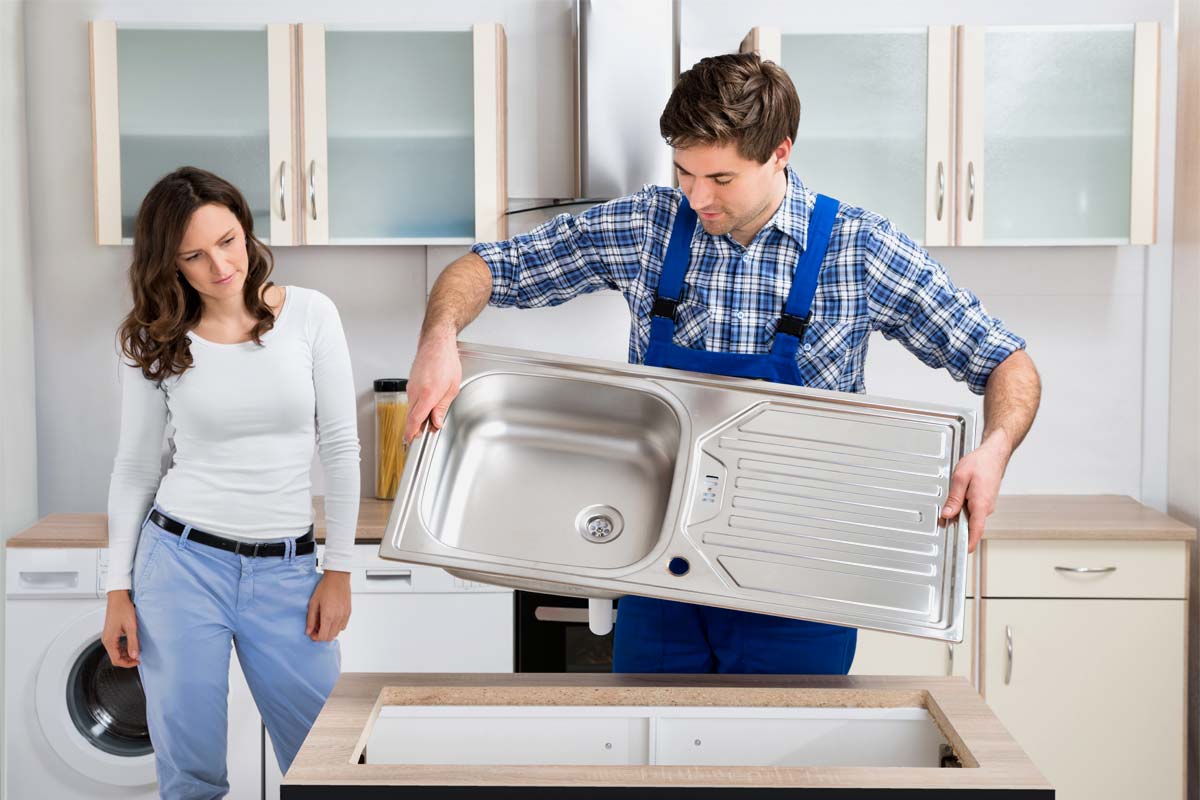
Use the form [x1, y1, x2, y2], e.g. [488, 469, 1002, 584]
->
[668, 557, 690, 577]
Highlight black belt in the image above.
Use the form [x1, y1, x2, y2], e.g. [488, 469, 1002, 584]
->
[149, 510, 315, 558]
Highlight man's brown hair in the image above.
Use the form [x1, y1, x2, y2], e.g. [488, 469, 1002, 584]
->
[660, 52, 800, 164]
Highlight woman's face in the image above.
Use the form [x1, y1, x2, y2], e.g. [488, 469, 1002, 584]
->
[175, 203, 249, 304]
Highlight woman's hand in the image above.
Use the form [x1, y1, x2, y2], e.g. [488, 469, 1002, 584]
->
[306, 570, 352, 642]
[102, 590, 140, 668]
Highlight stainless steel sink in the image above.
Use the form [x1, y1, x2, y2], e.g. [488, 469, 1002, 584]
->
[381, 343, 975, 642]
[419, 372, 684, 570]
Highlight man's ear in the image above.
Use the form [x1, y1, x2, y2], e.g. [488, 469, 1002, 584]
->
[773, 137, 793, 171]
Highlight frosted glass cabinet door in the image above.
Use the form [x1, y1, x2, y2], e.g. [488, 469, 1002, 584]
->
[299, 24, 507, 245]
[742, 27, 953, 246]
[90, 23, 294, 245]
[957, 24, 1160, 245]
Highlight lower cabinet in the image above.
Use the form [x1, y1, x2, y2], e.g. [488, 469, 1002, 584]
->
[982, 598, 1184, 800]
[980, 539, 1188, 800]
[850, 599, 974, 680]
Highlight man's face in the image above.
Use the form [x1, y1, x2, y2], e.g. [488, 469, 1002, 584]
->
[673, 140, 789, 241]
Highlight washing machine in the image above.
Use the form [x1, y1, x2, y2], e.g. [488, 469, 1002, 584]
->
[5, 546, 262, 799]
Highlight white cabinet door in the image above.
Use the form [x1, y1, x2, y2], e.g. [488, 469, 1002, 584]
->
[741, 26, 953, 246]
[89, 22, 295, 245]
[297, 23, 507, 245]
[850, 599, 973, 681]
[982, 598, 1184, 800]
[957, 24, 1159, 245]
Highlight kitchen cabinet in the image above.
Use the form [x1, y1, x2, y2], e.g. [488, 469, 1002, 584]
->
[284, 674, 1053, 797]
[89, 21, 506, 247]
[742, 22, 1159, 246]
[851, 599, 973, 681]
[980, 539, 1187, 800]
[852, 554, 975, 681]
[741, 27, 953, 247]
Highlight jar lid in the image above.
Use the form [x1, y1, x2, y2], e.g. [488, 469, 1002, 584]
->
[374, 378, 408, 392]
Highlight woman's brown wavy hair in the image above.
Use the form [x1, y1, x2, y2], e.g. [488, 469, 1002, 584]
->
[118, 166, 276, 382]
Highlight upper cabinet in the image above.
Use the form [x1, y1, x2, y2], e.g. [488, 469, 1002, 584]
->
[89, 21, 507, 247]
[957, 24, 1158, 245]
[743, 22, 1159, 247]
[741, 27, 953, 247]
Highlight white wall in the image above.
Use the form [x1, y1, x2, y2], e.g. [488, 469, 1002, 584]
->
[22, 0, 1177, 520]
[680, 0, 1178, 502]
[1, 0, 39, 795]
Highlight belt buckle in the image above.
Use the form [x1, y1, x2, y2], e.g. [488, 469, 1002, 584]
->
[251, 542, 263, 558]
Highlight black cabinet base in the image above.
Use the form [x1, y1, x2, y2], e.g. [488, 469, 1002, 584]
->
[283, 787, 1053, 799]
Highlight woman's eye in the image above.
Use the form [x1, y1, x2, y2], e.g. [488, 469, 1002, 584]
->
[222, 237, 235, 246]
[184, 254, 199, 262]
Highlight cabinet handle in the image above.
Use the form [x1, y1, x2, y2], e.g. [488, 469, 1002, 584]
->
[364, 569, 412, 581]
[1004, 624, 1013, 685]
[936, 161, 945, 221]
[278, 161, 287, 222]
[308, 159, 318, 221]
[946, 642, 954, 676]
[966, 162, 976, 222]
[19, 571, 80, 589]
[1054, 565, 1117, 574]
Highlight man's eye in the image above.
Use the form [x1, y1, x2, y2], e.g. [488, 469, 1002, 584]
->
[715, 179, 732, 186]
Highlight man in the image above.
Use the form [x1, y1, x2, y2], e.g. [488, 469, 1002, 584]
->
[405, 52, 1041, 675]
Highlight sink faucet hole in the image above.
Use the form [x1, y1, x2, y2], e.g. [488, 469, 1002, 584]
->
[668, 557, 690, 576]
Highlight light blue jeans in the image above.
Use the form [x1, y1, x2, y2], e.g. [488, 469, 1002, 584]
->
[132, 508, 340, 799]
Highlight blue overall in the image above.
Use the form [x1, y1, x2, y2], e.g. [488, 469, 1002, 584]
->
[612, 193, 858, 675]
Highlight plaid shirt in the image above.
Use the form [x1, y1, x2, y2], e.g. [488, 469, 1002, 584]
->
[473, 168, 1025, 395]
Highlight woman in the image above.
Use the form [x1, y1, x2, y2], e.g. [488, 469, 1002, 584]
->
[102, 166, 360, 798]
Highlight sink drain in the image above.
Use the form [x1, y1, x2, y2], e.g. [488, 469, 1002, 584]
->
[577, 505, 624, 543]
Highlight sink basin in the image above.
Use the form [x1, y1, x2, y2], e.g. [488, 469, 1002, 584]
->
[381, 343, 975, 642]
[420, 372, 684, 570]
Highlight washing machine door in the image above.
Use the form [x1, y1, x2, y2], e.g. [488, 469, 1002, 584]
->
[35, 606, 156, 785]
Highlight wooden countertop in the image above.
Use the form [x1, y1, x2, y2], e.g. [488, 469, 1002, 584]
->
[6, 494, 1194, 549]
[5, 497, 393, 548]
[285, 673, 1051, 795]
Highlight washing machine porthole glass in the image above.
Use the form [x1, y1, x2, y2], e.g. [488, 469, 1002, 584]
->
[65, 638, 153, 758]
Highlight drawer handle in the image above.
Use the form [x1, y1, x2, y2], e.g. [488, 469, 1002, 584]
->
[365, 570, 412, 582]
[1054, 565, 1118, 574]
[19, 571, 79, 589]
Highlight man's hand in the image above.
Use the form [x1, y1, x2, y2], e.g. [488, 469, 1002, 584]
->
[404, 327, 462, 446]
[941, 429, 1013, 553]
[404, 252, 494, 445]
[306, 570, 352, 642]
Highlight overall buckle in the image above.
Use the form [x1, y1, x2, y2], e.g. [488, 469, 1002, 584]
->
[776, 312, 812, 339]
[651, 297, 679, 320]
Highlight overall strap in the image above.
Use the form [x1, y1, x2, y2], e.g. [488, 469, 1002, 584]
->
[649, 195, 699, 343]
[774, 193, 839, 343]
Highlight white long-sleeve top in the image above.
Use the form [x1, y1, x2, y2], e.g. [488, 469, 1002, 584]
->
[106, 286, 360, 592]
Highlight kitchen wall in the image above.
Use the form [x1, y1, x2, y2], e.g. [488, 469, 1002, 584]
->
[1, 0, 38, 790]
[21, 0, 1178, 519]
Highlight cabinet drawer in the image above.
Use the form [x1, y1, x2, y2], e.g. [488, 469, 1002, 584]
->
[984, 540, 1187, 599]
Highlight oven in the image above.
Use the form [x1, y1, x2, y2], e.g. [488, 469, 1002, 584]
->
[514, 591, 620, 672]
